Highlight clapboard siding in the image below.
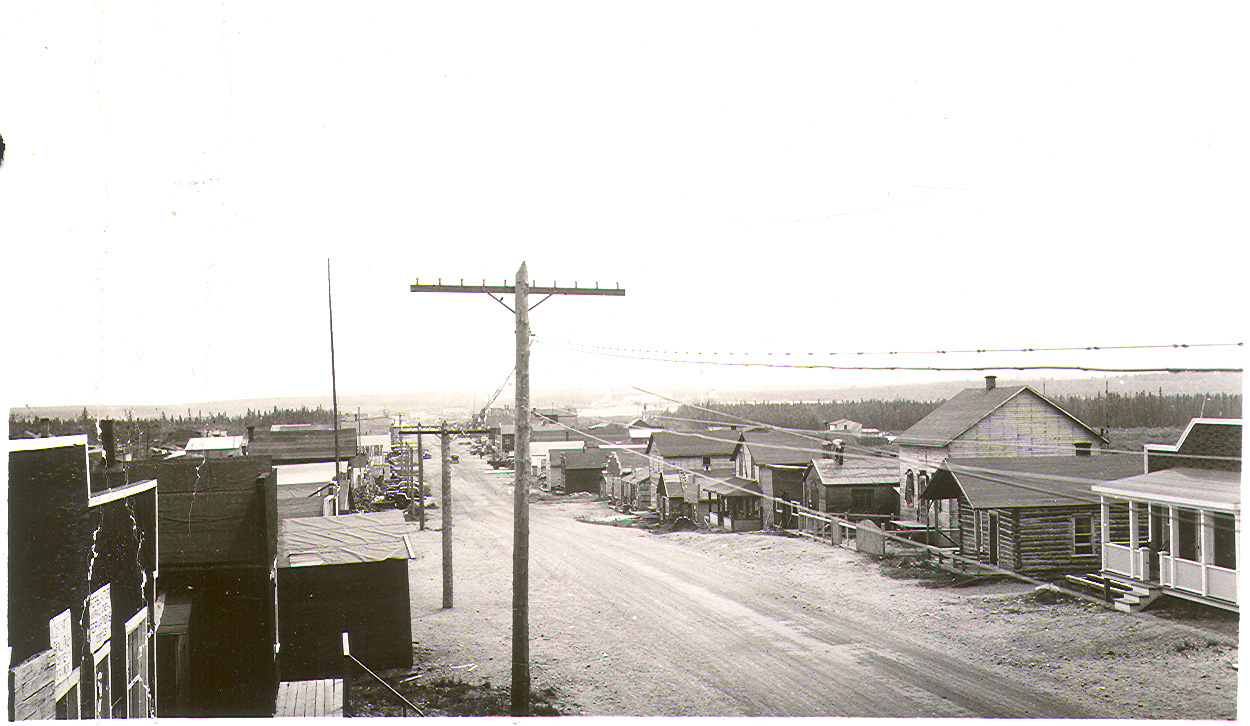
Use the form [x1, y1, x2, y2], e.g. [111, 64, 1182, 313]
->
[953, 391, 1103, 458]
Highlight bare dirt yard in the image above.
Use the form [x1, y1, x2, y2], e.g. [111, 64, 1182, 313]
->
[379, 452, 1236, 718]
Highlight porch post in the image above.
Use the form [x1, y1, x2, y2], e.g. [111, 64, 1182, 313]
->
[1168, 505, 1178, 585]
[1201, 511, 1213, 596]
[1099, 498, 1110, 568]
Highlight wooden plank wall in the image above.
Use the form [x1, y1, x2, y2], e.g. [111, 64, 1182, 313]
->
[10, 650, 56, 721]
[277, 559, 412, 681]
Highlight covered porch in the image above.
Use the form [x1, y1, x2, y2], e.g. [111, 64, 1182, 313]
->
[704, 477, 762, 532]
[1092, 468, 1239, 611]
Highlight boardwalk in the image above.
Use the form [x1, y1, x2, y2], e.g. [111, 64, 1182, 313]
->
[275, 679, 343, 718]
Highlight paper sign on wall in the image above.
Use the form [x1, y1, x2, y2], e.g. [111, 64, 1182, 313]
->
[49, 609, 73, 682]
[87, 584, 112, 653]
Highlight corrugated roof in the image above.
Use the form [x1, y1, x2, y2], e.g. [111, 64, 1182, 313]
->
[739, 430, 827, 466]
[647, 429, 742, 458]
[894, 385, 1105, 448]
[1092, 468, 1241, 509]
[924, 454, 1142, 509]
[809, 457, 898, 486]
[250, 428, 359, 464]
[278, 511, 412, 567]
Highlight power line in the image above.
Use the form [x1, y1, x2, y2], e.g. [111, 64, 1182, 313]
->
[536, 337, 1243, 374]
[538, 336, 1244, 360]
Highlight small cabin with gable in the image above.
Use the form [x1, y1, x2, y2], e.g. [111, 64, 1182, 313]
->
[894, 376, 1108, 541]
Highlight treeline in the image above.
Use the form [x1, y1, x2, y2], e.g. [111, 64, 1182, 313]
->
[673, 390, 1241, 433]
[8, 405, 335, 445]
[1049, 391, 1240, 429]
[672, 399, 942, 432]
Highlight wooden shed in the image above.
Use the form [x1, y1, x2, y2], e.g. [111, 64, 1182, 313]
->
[802, 454, 898, 520]
[921, 454, 1142, 575]
[277, 511, 416, 681]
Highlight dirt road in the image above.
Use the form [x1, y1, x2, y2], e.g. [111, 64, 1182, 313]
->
[405, 443, 1237, 718]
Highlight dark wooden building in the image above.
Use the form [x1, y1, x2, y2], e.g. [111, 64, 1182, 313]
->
[8, 434, 157, 721]
[730, 429, 829, 529]
[921, 454, 1142, 575]
[276, 511, 415, 680]
[802, 454, 898, 520]
[125, 456, 279, 717]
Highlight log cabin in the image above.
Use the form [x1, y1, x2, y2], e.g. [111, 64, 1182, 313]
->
[895, 375, 1108, 543]
[921, 454, 1142, 576]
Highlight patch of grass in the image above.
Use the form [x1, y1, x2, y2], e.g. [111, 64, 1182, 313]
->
[350, 672, 563, 717]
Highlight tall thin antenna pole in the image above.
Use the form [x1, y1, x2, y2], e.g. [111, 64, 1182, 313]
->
[329, 258, 342, 512]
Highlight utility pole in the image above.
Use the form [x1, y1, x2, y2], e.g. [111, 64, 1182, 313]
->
[396, 424, 492, 607]
[409, 264, 624, 715]
[328, 258, 343, 513]
[440, 421, 453, 608]
[417, 431, 426, 530]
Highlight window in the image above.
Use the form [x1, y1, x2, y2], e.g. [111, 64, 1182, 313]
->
[1073, 516, 1094, 555]
[1213, 513, 1236, 569]
[94, 651, 111, 719]
[905, 471, 914, 505]
[55, 685, 79, 720]
[1176, 508, 1200, 562]
[702, 456, 711, 470]
[1134, 502, 1150, 545]
[852, 487, 873, 512]
[125, 609, 150, 719]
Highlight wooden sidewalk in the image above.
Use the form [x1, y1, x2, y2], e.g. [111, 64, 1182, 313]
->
[276, 678, 343, 717]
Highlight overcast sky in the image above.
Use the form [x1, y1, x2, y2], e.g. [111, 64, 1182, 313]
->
[3, 2, 1245, 410]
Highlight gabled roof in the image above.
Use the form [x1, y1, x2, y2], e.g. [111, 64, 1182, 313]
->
[735, 430, 827, 466]
[808, 456, 897, 486]
[1092, 468, 1241, 510]
[605, 448, 652, 473]
[250, 427, 358, 464]
[278, 510, 414, 567]
[646, 429, 742, 458]
[560, 448, 611, 470]
[923, 454, 1141, 509]
[894, 385, 1106, 448]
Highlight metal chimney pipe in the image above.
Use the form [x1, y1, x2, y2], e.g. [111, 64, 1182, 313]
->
[101, 419, 117, 468]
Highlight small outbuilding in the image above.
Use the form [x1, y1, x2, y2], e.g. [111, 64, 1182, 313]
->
[276, 511, 416, 681]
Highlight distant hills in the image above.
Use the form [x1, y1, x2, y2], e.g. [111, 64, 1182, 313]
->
[12, 371, 1241, 423]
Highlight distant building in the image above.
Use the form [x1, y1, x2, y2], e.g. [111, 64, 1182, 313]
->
[646, 430, 742, 521]
[826, 419, 863, 434]
[184, 435, 246, 458]
[730, 430, 828, 529]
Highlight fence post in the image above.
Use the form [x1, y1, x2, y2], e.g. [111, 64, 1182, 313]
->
[341, 632, 351, 717]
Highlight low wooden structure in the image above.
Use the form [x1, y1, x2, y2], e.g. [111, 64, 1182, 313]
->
[921, 454, 1142, 575]
[275, 679, 343, 717]
[704, 476, 763, 531]
[802, 455, 898, 522]
[277, 511, 416, 680]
